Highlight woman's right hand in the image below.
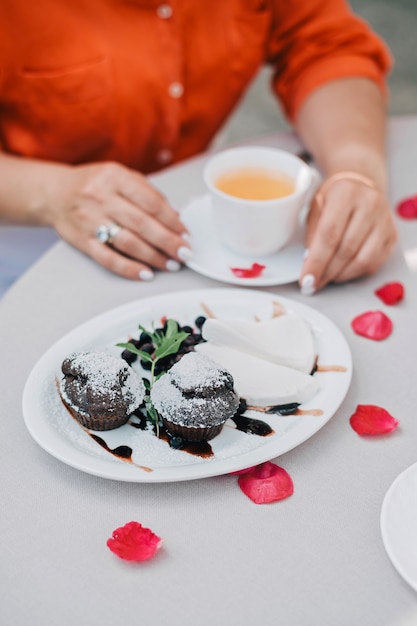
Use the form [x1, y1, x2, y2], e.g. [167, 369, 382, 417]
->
[46, 161, 192, 281]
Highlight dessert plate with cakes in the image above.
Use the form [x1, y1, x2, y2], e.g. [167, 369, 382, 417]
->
[22, 288, 352, 482]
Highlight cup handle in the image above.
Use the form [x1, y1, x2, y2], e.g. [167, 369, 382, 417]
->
[306, 167, 322, 204]
[299, 167, 322, 226]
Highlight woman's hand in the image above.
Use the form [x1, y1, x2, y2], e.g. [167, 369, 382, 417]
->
[299, 176, 398, 295]
[48, 161, 192, 281]
[293, 78, 397, 294]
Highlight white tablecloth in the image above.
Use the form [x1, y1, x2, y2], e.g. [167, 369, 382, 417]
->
[1, 118, 417, 626]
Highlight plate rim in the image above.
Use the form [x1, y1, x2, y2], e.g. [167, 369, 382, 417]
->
[380, 460, 417, 592]
[22, 287, 352, 483]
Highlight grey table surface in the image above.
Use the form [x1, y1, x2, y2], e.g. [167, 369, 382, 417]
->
[1, 118, 417, 626]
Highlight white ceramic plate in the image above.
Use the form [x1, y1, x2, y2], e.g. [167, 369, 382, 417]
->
[381, 461, 417, 591]
[22, 288, 352, 483]
[181, 195, 305, 286]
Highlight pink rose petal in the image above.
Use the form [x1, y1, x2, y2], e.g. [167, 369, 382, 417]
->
[350, 404, 399, 435]
[230, 263, 266, 278]
[107, 521, 162, 561]
[374, 282, 405, 305]
[396, 195, 417, 219]
[351, 311, 393, 340]
[229, 465, 258, 476]
[238, 461, 294, 504]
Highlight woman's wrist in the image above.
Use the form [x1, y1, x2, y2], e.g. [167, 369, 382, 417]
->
[314, 170, 380, 209]
[320, 143, 387, 193]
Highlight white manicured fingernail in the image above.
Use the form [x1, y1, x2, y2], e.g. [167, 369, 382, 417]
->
[300, 273, 316, 296]
[182, 232, 191, 243]
[139, 269, 154, 281]
[177, 246, 193, 262]
[166, 259, 181, 272]
[303, 248, 310, 260]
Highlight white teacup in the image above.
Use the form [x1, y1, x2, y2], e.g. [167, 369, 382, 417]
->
[203, 146, 320, 256]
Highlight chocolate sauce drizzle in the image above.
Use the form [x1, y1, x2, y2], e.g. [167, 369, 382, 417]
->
[88, 432, 153, 472]
[311, 356, 347, 375]
[231, 414, 274, 436]
[129, 409, 275, 459]
[89, 434, 133, 461]
[265, 402, 324, 417]
[130, 416, 215, 458]
[160, 428, 214, 458]
[84, 400, 316, 466]
[60, 372, 328, 468]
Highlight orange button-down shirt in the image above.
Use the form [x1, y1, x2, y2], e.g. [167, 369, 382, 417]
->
[0, 0, 391, 173]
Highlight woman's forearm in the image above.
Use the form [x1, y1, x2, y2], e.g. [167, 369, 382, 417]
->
[295, 77, 397, 294]
[0, 152, 193, 281]
[0, 153, 71, 226]
[294, 77, 388, 191]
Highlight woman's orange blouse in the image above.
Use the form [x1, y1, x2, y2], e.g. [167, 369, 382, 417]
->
[0, 0, 391, 173]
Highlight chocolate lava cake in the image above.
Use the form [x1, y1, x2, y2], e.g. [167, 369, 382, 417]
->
[59, 351, 145, 430]
[150, 352, 240, 442]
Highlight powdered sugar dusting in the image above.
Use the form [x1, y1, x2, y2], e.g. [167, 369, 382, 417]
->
[41, 373, 271, 468]
[151, 352, 239, 427]
[170, 352, 232, 392]
[60, 352, 145, 416]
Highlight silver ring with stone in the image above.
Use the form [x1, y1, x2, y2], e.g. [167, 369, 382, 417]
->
[95, 223, 121, 245]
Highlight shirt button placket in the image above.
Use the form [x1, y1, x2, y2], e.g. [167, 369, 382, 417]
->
[156, 3, 182, 168]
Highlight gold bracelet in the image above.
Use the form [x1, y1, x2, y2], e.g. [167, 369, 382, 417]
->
[315, 170, 378, 208]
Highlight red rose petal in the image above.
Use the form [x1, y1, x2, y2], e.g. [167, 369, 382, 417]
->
[350, 404, 399, 435]
[351, 311, 393, 340]
[230, 263, 266, 278]
[107, 521, 162, 561]
[396, 195, 417, 219]
[238, 461, 294, 504]
[374, 281, 405, 305]
[229, 465, 258, 476]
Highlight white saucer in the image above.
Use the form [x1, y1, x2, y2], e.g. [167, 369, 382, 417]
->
[180, 195, 305, 286]
[381, 461, 417, 591]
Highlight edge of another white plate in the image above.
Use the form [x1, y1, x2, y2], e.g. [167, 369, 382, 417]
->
[381, 461, 417, 592]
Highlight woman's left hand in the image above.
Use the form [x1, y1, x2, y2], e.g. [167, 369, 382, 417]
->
[299, 177, 398, 295]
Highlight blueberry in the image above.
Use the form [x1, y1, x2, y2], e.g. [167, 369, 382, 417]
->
[154, 355, 175, 375]
[126, 338, 139, 348]
[180, 345, 194, 355]
[121, 349, 137, 365]
[169, 436, 184, 449]
[194, 316, 206, 330]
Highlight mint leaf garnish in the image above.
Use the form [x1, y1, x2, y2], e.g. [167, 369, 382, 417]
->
[117, 319, 190, 435]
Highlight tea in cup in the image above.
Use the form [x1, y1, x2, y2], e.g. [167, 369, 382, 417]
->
[203, 146, 320, 256]
[214, 167, 295, 201]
